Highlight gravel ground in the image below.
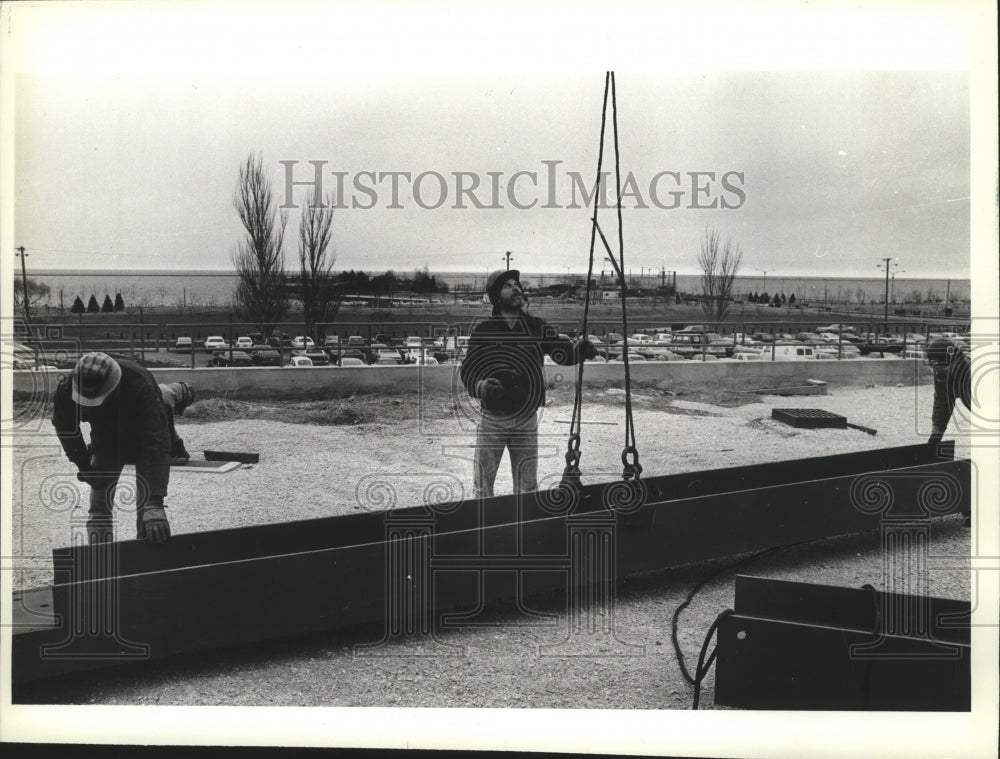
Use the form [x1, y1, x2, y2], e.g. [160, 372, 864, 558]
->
[9, 379, 977, 711]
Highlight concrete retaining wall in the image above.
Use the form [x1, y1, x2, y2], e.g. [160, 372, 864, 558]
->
[13, 359, 927, 402]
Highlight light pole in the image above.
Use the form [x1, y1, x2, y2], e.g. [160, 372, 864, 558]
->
[890, 268, 905, 304]
[504, 251, 513, 271]
[756, 268, 774, 299]
[877, 257, 901, 329]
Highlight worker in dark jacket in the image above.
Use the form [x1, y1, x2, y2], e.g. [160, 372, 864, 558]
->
[159, 381, 195, 463]
[460, 269, 598, 497]
[52, 353, 172, 544]
[925, 336, 972, 445]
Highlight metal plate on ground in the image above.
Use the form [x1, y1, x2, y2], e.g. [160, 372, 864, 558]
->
[171, 460, 241, 473]
[772, 408, 847, 429]
[204, 450, 259, 464]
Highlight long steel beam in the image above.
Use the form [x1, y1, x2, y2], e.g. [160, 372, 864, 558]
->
[12, 443, 969, 685]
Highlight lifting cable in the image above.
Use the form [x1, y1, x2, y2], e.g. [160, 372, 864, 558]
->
[563, 71, 642, 487]
[562, 72, 610, 488]
[609, 71, 642, 482]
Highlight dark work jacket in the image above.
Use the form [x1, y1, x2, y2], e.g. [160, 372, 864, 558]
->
[461, 312, 580, 417]
[931, 351, 972, 433]
[52, 359, 171, 498]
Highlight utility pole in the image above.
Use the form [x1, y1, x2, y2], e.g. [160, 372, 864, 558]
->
[15, 246, 31, 329]
[504, 251, 513, 271]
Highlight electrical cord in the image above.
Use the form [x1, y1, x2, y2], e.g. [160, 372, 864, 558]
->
[671, 545, 785, 686]
[674, 546, 887, 709]
[692, 608, 734, 710]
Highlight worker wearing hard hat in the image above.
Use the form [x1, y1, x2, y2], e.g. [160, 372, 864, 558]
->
[461, 269, 599, 498]
[159, 381, 196, 464]
[924, 336, 972, 446]
[52, 352, 172, 544]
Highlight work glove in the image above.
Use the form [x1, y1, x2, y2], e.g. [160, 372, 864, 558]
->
[171, 440, 191, 462]
[477, 377, 505, 403]
[137, 504, 171, 544]
[578, 338, 600, 361]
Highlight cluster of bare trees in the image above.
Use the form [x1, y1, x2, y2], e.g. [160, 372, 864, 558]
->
[232, 152, 340, 337]
[697, 228, 743, 324]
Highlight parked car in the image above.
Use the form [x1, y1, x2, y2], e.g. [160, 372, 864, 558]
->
[267, 331, 293, 347]
[815, 332, 842, 344]
[608, 352, 647, 362]
[732, 351, 764, 361]
[174, 336, 193, 353]
[212, 350, 252, 367]
[286, 355, 314, 367]
[403, 336, 424, 349]
[687, 353, 719, 361]
[291, 336, 316, 349]
[408, 354, 439, 365]
[250, 348, 282, 366]
[323, 335, 341, 348]
[732, 333, 761, 346]
[668, 332, 727, 358]
[334, 357, 366, 366]
[326, 348, 363, 364]
[204, 336, 228, 352]
[834, 343, 862, 358]
[292, 347, 329, 365]
[816, 323, 857, 334]
[772, 345, 820, 360]
[369, 348, 404, 365]
[235, 336, 254, 349]
[646, 349, 687, 361]
[795, 332, 825, 344]
[347, 335, 367, 348]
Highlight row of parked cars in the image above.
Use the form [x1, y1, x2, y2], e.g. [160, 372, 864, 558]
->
[579, 324, 956, 363]
[174, 333, 470, 368]
[173, 324, 960, 367]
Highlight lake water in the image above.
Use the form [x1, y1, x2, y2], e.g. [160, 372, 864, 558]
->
[25, 269, 970, 310]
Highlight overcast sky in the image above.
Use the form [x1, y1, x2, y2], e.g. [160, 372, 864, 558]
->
[4, 3, 991, 282]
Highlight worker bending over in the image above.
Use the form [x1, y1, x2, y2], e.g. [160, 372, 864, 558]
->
[53, 352, 173, 544]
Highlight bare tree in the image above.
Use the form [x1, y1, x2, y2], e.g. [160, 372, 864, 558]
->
[297, 190, 340, 338]
[231, 152, 289, 332]
[697, 228, 743, 325]
[13, 276, 51, 311]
